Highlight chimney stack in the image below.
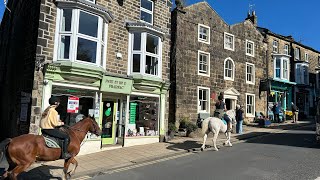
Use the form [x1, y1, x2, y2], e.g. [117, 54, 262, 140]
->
[246, 10, 258, 26]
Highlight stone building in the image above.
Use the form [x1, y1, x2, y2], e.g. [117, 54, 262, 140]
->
[170, 2, 267, 124]
[0, 0, 171, 152]
[258, 27, 320, 119]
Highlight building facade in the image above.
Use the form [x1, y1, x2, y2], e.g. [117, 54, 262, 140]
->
[170, 2, 267, 125]
[0, 0, 171, 152]
[258, 27, 320, 119]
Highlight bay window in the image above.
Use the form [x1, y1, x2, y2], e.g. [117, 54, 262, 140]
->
[55, 8, 107, 66]
[130, 32, 162, 77]
[273, 56, 289, 81]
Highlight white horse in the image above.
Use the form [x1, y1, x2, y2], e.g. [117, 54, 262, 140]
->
[200, 110, 236, 151]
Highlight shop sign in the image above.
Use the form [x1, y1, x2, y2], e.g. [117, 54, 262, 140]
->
[67, 96, 79, 113]
[100, 76, 133, 94]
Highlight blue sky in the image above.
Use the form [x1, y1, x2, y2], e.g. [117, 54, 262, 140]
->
[0, 0, 319, 51]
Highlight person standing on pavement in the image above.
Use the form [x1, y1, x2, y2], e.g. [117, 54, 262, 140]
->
[291, 102, 299, 123]
[273, 102, 280, 123]
[236, 104, 244, 134]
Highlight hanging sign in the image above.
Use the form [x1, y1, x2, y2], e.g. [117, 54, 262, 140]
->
[67, 96, 79, 113]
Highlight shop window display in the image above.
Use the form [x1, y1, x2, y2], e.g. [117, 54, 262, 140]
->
[127, 96, 159, 137]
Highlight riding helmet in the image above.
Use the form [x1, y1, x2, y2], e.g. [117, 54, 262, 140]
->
[49, 96, 60, 105]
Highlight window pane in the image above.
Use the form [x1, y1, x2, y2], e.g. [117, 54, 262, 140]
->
[276, 59, 281, 68]
[199, 90, 202, 99]
[133, 33, 141, 50]
[145, 56, 158, 75]
[100, 45, 104, 67]
[79, 11, 98, 37]
[77, 38, 97, 63]
[61, 9, 72, 32]
[141, 11, 152, 24]
[59, 35, 70, 59]
[141, 0, 153, 11]
[146, 34, 159, 54]
[133, 54, 141, 72]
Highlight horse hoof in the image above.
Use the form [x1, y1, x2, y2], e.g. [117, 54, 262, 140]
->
[214, 148, 219, 151]
[201, 147, 204, 151]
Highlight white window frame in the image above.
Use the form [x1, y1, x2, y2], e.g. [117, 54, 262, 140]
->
[295, 48, 300, 60]
[295, 63, 309, 85]
[245, 93, 255, 117]
[224, 32, 234, 51]
[53, 8, 107, 68]
[198, 24, 210, 44]
[246, 40, 255, 57]
[224, 57, 235, 81]
[305, 53, 309, 62]
[284, 44, 289, 55]
[273, 56, 290, 81]
[197, 86, 210, 113]
[246, 62, 255, 84]
[85, 0, 95, 3]
[140, 0, 154, 25]
[128, 32, 162, 78]
[272, 40, 278, 53]
[198, 50, 210, 77]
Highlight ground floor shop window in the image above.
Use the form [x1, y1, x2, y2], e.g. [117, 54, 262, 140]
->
[54, 95, 95, 126]
[127, 95, 159, 137]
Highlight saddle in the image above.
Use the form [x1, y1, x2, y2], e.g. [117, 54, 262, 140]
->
[42, 134, 63, 149]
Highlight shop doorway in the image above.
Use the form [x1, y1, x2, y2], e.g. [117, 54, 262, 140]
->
[101, 100, 117, 145]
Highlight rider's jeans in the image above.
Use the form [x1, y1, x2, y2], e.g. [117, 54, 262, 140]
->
[236, 120, 243, 134]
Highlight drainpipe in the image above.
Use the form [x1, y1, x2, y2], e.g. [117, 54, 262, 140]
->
[266, 49, 270, 119]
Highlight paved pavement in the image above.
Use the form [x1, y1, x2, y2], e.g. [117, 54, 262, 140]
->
[2, 120, 313, 180]
[92, 124, 320, 180]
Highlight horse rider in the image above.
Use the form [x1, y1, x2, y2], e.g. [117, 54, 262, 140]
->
[40, 96, 72, 159]
[214, 93, 232, 132]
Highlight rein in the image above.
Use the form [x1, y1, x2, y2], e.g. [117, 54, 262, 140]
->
[62, 125, 88, 147]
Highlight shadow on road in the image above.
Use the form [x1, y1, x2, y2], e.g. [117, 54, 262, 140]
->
[18, 165, 63, 180]
[165, 140, 202, 151]
[246, 121, 314, 131]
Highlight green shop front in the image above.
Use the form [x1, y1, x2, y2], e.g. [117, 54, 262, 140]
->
[43, 62, 105, 155]
[124, 75, 170, 147]
[99, 75, 133, 146]
[268, 78, 296, 121]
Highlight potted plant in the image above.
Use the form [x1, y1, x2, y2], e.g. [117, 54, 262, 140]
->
[185, 121, 198, 137]
[168, 122, 177, 139]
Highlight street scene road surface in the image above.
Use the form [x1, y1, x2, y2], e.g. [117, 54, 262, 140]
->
[93, 125, 320, 180]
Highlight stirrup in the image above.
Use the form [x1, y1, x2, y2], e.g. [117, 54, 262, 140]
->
[63, 153, 72, 159]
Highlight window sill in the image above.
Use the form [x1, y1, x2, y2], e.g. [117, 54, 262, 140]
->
[224, 77, 234, 81]
[224, 47, 234, 51]
[246, 81, 255, 85]
[246, 114, 255, 118]
[198, 39, 210, 44]
[198, 72, 210, 77]
[246, 53, 254, 57]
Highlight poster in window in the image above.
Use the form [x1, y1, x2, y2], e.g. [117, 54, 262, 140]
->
[67, 96, 79, 113]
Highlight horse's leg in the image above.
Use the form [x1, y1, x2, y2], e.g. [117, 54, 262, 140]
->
[224, 131, 232, 147]
[201, 133, 208, 151]
[2, 164, 15, 179]
[212, 131, 219, 151]
[64, 157, 75, 179]
[9, 163, 32, 180]
[68, 158, 78, 176]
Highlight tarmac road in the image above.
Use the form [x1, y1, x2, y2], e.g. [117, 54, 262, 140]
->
[93, 125, 320, 180]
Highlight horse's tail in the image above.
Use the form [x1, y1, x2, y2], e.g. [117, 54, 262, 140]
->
[0, 138, 11, 163]
[201, 118, 211, 135]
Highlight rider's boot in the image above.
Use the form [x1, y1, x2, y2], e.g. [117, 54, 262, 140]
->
[62, 139, 72, 159]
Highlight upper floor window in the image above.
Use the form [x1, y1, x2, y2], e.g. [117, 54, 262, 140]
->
[140, 0, 153, 24]
[246, 62, 255, 84]
[272, 40, 278, 53]
[295, 48, 300, 60]
[296, 63, 309, 85]
[224, 57, 234, 81]
[55, 8, 106, 67]
[305, 53, 309, 62]
[198, 24, 210, 44]
[274, 56, 289, 80]
[246, 40, 254, 57]
[224, 32, 234, 51]
[130, 32, 162, 77]
[198, 51, 210, 76]
[284, 44, 289, 55]
[198, 87, 210, 113]
[246, 93, 255, 117]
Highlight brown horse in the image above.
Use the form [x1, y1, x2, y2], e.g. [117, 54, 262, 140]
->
[0, 116, 101, 180]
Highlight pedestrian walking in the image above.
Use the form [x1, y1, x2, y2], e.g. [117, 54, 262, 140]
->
[236, 104, 244, 134]
[291, 102, 299, 123]
[273, 102, 280, 123]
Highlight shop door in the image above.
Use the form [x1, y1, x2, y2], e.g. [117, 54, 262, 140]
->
[101, 100, 117, 145]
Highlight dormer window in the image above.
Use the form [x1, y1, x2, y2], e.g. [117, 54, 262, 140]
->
[140, 0, 153, 24]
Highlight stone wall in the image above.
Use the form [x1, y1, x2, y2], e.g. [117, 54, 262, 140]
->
[0, 0, 41, 140]
[170, 2, 267, 123]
